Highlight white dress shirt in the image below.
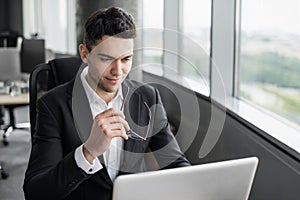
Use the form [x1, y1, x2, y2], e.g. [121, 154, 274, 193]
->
[74, 66, 124, 181]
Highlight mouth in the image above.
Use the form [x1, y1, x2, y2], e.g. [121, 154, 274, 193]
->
[106, 77, 121, 84]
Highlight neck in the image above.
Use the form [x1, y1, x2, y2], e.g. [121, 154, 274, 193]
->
[96, 87, 116, 104]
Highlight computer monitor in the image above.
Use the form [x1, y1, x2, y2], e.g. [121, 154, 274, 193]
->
[113, 157, 259, 200]
[0, 30, 20, 47]
[0, 48, 22, 81]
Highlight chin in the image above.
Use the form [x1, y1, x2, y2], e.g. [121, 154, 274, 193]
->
[103, 86, 119, 93]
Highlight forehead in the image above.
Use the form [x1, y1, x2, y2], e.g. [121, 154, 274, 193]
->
[91, 36, 134, 57]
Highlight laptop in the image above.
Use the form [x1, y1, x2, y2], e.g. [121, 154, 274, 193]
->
[113, 157, 259, 200]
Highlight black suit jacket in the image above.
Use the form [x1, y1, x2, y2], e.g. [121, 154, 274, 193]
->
[24, 70, 190, 200]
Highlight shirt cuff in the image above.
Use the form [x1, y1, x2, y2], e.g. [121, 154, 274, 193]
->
[74, 144, 102, 174]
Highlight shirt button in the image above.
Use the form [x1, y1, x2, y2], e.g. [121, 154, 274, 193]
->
[89, 168, 93, 172]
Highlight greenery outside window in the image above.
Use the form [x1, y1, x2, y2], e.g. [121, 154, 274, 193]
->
[239, 0, 300, 129]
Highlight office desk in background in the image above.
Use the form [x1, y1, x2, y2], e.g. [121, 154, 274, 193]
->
[0, 93, 29, 105]
[0, 93, 29, 145]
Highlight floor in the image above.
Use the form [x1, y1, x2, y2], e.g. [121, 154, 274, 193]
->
[0, 106, 31, 200]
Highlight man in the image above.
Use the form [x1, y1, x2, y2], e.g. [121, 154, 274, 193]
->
[24, 7, 190, 200]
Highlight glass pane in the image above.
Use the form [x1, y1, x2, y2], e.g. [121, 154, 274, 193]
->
[239, 0, 300, 127]
[142, 0, 164, 74]
[181, 0, 211, 86]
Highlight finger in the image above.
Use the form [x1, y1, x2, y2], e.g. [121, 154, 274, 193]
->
[100, 108, 125, 119]
[103, 121, 129, 134]
[109, 123, 129, 140]
[105, 123, 125, 131]
[119, 123, 129, 140]
[102, 128, 128, 140]
[110, 116, 130, 131]
[97, 115, 130, 131]
[94, 110, 124, 126]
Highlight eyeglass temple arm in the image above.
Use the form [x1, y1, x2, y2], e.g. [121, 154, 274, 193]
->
[120, 86, 129, 111]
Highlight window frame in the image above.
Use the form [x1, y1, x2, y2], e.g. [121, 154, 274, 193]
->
[162, 0, 212, 96]
[232, 0, 300, 159]
[142, 0, 300, 159]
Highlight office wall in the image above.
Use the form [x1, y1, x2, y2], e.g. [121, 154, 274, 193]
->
[0, 0, 8, 29]
[8, 0, 23, 33]
[0, 0, 23, 33]
[143, 72, 300, 200]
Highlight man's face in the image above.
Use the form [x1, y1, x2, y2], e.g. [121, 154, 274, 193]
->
[82, 35, 134, 95]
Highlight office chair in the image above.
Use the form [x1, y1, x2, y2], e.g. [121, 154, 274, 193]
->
[29, 56, 83, 138]
[21, 38, 45, 74]
[29, 56, 164, 172]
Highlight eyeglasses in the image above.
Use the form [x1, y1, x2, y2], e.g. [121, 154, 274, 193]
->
[120, 87, 151, 141]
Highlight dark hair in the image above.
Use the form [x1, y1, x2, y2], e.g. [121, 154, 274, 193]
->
[83, 7, 136, 51]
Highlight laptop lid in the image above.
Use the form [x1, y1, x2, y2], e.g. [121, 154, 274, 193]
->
[113, 157, 259, 200]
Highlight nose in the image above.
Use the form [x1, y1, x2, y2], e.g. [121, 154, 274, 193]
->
[111, 59, 122, 76]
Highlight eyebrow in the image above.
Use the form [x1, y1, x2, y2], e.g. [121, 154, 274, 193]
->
[96, 53, 115, 60]
[96, 53, 133, 60]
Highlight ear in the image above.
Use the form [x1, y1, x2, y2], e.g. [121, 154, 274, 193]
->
[79, 44, 89, 63]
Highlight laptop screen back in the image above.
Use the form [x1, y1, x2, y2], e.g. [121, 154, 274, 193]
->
[113, 157, 259, 200]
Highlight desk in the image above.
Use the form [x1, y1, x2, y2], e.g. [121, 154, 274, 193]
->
[0, 93, 29, 145]
[0, 93, 29, 105]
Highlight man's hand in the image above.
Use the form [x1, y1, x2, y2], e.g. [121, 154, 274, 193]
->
[83, 108, 129, 163]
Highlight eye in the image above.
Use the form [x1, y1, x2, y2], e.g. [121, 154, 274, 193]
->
[122, 57, 132, 62]
[99, 57, 113, 62]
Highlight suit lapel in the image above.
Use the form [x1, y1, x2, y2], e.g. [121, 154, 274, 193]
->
[122, 85, 140, 153]
[66, 71, 112, 185]
[120, 83, 148, 173]
[68, 73, 93, 143]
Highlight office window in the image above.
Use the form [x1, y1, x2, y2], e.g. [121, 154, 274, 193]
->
[181, 0, 211, 88]
[23, 0, 45, 38]
[239, 0, 300, 127]
[142, 0, 164, 72]
[23, 0, 76, 54]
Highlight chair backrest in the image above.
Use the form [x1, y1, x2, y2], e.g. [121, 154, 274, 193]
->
[21, 39, 45, 73]
[29, 56, 83, 137]
[0, 37, 23, 81]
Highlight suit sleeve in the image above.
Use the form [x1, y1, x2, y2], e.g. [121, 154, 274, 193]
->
[23, 98, 90, 200]
[149, 88, 191, 169]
